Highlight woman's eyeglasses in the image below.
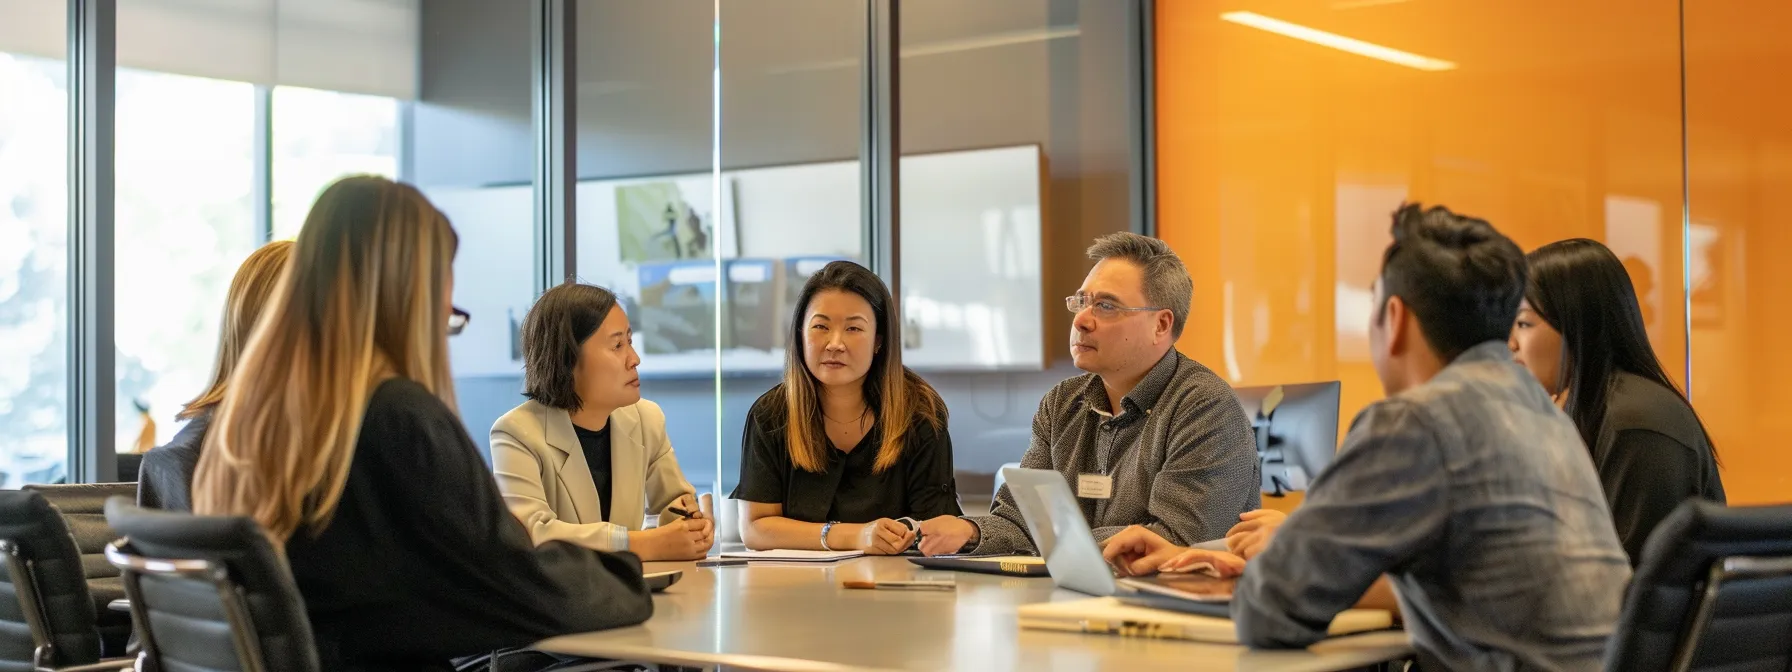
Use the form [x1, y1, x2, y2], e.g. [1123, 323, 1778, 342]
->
[1064, 294, 1164, 320]
[448, 307, 471, 336]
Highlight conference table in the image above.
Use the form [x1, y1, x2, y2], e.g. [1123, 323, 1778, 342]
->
[535, 556, 1415, 671]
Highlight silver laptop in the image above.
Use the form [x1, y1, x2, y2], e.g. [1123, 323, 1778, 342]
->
[1002, 467, 1232, 605]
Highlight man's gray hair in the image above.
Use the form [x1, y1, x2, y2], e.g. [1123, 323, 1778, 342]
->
[1086, 232, 1193, 338]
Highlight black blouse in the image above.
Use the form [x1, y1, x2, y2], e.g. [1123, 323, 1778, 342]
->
[729, 385, 963, 524]
[138, 408, 210, 512]
[574, 422, 614, 522]
[283, 378, 652, 670]
[1592, 372, 1726, 565]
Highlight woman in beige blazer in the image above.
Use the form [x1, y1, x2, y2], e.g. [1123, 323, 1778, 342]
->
[491, 283, 714, 560]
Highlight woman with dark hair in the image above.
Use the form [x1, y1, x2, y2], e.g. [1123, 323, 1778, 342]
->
[733, 261, 962, 554]
[490, 282, 713, 561]
[1509, 238, 1725, 564]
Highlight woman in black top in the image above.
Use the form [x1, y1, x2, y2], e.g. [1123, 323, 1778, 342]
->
[732, 261, 962, 554]
[190, 176, 650, 671]
[138, 239, 291, 511]
[1509, 238, 1725, 564]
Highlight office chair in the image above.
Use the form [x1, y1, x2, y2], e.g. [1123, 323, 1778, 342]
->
[0, 490, 133, 672]
[112, 455, 143, 485]
[20, 484, 137, 657]
[103, 498, 320, 672]
[1605, 499, 1792, 672]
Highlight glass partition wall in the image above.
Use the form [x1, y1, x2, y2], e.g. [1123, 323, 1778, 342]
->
[20, 0, 1786, 508]
[12, 0, 1158, 516]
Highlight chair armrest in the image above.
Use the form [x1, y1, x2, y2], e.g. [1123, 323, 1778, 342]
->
[57, 657, 136, 672]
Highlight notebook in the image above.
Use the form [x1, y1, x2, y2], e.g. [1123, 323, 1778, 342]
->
[1018, 597, 1394, 644]
[719, 549, 865, 562]
[907, 555, 1050, 577]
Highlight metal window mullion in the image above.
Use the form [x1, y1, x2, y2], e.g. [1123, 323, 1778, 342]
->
[254, 85, 273, 244]
[68, 0, 117, 484]
[531, 0, 576, 295]
[1128, 0, 1157, 237]
[861, 0, 900, 306]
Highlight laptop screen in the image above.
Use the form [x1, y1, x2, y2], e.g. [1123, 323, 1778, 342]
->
[1002, 467, 1119, 597]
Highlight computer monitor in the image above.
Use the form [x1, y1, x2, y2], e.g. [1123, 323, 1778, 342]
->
[1231, 381, 1341, 497]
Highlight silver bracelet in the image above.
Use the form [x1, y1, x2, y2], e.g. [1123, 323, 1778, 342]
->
[821, 521, 838, 551]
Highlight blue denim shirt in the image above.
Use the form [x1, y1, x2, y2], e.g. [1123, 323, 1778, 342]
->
[1232, 341, 1630, 671]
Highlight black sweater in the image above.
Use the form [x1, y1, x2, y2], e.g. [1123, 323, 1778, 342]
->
[283, 378, 653, 670]
[1592, 372, 1727, 565]
[137, 409, 209, 512]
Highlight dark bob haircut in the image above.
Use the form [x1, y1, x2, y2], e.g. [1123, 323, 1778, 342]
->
[521, 282, 620, 411]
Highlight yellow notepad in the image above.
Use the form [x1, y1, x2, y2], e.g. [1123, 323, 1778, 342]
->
[1018, 597, 1394, 643]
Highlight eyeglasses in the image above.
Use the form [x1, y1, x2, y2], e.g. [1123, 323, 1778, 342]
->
[448, 307, 471, 336]
[1065, 294, 1164, 320]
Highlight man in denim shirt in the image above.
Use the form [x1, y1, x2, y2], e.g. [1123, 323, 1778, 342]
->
[1106, 204, 1630, 671]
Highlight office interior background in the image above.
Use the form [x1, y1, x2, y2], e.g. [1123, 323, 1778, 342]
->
[1, 0, 1786, 507]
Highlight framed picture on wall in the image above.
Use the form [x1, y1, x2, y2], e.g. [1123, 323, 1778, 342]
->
[615, 177, 739, 264]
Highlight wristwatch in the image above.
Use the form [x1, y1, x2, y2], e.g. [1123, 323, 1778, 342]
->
[821, 521, 839, 551]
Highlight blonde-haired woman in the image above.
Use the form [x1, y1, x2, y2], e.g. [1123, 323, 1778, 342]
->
[138, 239, 292, 511]
[192, 176, 651, 671]
[732, 261, 962, 554]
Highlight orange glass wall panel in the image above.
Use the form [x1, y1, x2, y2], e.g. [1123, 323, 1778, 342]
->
[1686, 1, 1792, 505]
[1156, 1, 1690, 480]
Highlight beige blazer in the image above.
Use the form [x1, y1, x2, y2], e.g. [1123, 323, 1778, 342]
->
[490, 398, 696, 552]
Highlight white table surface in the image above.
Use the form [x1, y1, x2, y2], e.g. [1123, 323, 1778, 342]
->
[535, 556, 1414, 671]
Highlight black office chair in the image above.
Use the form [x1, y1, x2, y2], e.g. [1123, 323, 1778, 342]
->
[0, 490, 133, 672]
[1605, 499, 1792, 672]
[111, 456, 142, 485]
[20, 484, 136, 658]
[103, 498, 320, 672]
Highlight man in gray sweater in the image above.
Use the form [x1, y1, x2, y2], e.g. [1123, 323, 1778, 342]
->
[918, 232, 1261, 556]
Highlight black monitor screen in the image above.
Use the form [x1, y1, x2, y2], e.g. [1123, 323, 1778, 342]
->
[1231, 381, 1341, 496]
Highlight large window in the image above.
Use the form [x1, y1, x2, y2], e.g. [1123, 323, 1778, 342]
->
[0, 50, 69, 486]
[12, 1, 1168, 497]
[106, 0, 409, 457]
[112, 69, 257, 451]
[271, 86, 401, 240]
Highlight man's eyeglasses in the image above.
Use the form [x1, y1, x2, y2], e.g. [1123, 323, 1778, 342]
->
[448, 307, 471, 336]
[1064, 294, 1164, 320]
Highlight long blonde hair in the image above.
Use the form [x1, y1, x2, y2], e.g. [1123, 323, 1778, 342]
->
[192, 176, 459, 542]
[777, 261, 943, 474]
[179, 240, 294, 421]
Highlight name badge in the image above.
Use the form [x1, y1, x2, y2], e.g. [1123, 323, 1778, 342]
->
[1076, 474, 1113, 500]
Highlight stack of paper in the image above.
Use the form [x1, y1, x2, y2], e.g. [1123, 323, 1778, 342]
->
[719, 549, 865, 562]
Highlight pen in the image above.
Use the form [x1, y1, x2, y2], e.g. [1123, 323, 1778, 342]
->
[666, 506, 698, 519]
[696, 557, 749, 568]
[841, 580, 956, 591]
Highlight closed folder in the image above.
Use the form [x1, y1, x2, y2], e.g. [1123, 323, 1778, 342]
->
[907, 555, 1051, 577]
[1018, 597, 1394, 644]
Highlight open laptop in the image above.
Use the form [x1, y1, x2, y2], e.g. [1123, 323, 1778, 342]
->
[1001, 467, 1234, 614]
